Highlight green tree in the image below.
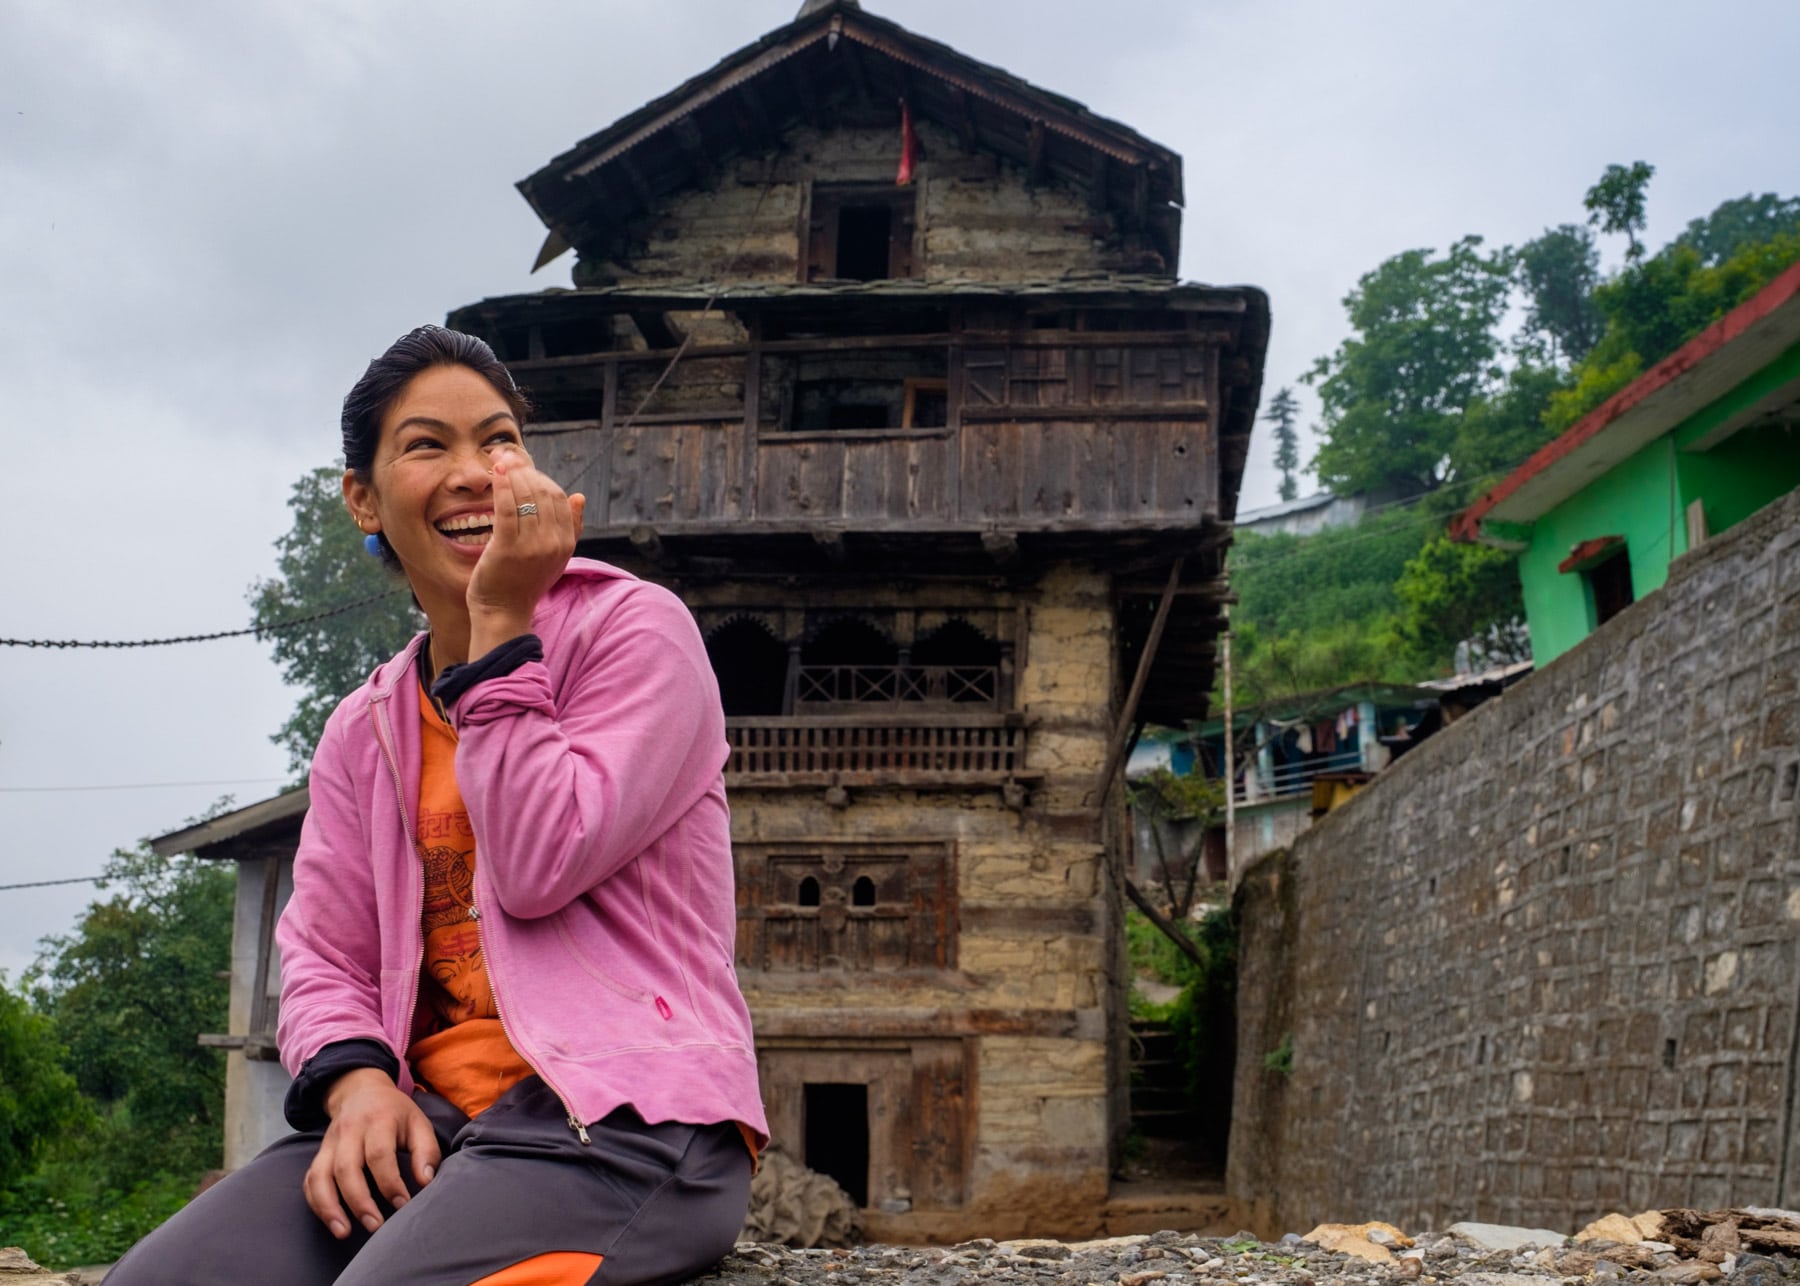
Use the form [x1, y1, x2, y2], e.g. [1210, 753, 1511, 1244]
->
[29, 842, 234, 1188]
[1515, 224, 1604, 365]
[1264, 386, 1302, 502]
[1220, 508, 1435, 708]
[1306, 236, 1513, 500]
[0, 982, 87, 1192]
[1449, 361, 1565, 486]
[250, 466, 421, 775]
[1584, 160, 1656, 262]
[1547, 227, 1800, 431]
[1126, 767, 1224, 920]
[1676, 192, 1800, 266]
[1394, 536, 1529, 670]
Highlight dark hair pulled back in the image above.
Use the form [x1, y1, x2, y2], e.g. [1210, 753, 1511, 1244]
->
[342, 325, 529, 479]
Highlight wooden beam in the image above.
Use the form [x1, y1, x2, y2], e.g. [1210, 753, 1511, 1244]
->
[1027, 119, 1047, 188]
[503, 325, 1239, 372]
[948, 86, 979, 149]
[1124, 878, 1205, 967]
[1095, 557, 1183, 812]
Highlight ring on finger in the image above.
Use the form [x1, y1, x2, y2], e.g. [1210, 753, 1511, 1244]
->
[516, 503, 539, 517]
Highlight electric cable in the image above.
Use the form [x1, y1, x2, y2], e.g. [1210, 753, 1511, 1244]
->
[0, 875, 108, 893]
[0, 777, 289, 794]
[1, 586, 404, 650]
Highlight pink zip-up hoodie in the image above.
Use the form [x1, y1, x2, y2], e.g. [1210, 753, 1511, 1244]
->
[275, 558, 767, 1140]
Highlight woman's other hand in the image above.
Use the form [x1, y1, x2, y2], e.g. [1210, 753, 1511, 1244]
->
[304, 1068, 441, 1239]
[466, 445, 587, 656]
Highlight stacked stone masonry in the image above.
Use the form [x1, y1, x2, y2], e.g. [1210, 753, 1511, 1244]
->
[1230, 486, 1800, 1236]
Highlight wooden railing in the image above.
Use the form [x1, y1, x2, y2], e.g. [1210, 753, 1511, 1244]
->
[794, 664, 998, 709]
[725, 715, 1026, 784]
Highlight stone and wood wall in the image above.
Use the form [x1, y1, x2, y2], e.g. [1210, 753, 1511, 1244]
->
[1229, 485, 1800, 1235]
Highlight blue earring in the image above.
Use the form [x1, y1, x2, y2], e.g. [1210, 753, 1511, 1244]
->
[363, 532, 384, 557]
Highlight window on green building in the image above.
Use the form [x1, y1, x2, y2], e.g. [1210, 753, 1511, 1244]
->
[1586, 549, 1634, 628]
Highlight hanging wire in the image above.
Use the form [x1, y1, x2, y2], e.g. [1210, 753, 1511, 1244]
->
[0, 776, 289, 794]
[0, 875, 107, 893]
[1, 586, 405, 650]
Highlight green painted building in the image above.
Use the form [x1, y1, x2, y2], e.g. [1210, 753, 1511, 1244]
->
[1456, 262, 1800, 664]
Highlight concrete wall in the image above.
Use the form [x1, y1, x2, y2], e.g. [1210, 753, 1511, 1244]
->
[1229, 485, 1800, 1236]
[221, 860, 293, 1172]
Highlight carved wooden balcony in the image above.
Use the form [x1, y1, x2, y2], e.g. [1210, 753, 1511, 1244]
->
[724, 713, 1030, 787]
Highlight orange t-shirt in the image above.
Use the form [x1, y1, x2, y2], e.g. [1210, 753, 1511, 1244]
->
[407, 680, 536, 1118]
[408, 674, 760, 1164]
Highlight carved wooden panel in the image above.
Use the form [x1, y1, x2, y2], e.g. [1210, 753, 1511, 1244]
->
[735, 842, 955, 973]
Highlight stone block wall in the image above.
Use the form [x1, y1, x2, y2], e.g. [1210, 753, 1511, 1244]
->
[1229, 486, 1800, 1235]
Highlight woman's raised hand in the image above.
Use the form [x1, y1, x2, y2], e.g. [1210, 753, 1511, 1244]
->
[466, 445, 587, 657]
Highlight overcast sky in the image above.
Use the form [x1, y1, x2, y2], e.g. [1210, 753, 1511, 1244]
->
[3, 0, 1798, 977]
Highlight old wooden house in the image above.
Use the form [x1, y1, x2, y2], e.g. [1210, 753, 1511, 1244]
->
[444, 0, 1266, 1238]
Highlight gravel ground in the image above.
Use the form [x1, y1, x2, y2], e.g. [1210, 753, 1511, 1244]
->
[694, 1227, 1796, 1286]
[8, 1215, 1798, 1284]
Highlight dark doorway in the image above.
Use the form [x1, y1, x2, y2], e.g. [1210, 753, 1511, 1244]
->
[836, 206, 893, 281]
[803, 1082, 869, 1206]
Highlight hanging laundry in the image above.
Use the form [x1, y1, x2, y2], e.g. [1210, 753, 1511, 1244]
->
[1296, 725, 1314, 754]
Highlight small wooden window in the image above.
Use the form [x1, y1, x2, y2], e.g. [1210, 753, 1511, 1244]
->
[902, 378, 948, 428]
[806, 186, 918, 282]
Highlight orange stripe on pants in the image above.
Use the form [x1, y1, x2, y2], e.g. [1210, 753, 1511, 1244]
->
[469, 1251, 603, 1286]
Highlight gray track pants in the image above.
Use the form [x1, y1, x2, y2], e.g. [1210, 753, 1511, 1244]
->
[104, 1076, 751, 1286]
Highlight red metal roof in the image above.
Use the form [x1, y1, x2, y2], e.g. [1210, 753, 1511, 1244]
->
[1452, 258, 1800, 542]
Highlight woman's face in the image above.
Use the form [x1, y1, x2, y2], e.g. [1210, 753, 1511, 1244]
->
[343, 364, 527, 623]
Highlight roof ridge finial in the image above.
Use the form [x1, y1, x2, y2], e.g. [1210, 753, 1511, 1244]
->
[797, 0, 859, 18]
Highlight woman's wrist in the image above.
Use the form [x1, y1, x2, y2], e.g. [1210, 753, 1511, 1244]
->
[467, 608, 535, 661]
[325, 1067, 397, 1118]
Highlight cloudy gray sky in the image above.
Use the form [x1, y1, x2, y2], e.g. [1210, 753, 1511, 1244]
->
[3, 0, 1798, 975]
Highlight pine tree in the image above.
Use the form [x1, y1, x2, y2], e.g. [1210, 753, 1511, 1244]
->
[1266, 386, 1302, 501]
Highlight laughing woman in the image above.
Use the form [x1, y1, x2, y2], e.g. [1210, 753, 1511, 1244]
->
[108, 326, 765, 1286]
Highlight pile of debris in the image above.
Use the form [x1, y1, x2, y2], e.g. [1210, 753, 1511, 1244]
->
[1298, 1208, 1799, 1282]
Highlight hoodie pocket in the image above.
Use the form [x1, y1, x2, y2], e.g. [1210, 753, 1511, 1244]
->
[554, 910, 654, 1004]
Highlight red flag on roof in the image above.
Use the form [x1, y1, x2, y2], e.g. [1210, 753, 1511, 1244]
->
[896, 98, 917, 186]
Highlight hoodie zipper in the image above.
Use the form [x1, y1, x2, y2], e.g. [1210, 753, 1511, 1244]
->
[368, 694, 424, 1083]
[469, 904, 585, 1140]
[467, 886, 591, 1144]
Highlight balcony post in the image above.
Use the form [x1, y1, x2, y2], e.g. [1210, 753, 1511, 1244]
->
[782, 644, 802, 716]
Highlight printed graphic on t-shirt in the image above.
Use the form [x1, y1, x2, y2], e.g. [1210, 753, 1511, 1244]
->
[417, 819, 494, 1029]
